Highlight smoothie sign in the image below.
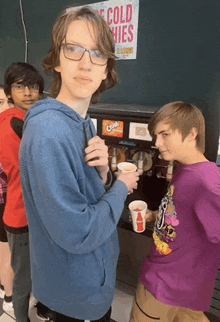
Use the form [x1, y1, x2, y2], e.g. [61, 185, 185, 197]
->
[66, 0, 139, 60]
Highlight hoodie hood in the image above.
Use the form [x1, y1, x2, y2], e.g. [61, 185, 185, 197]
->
[24, 98, 90, 132]
[0, 108, 25, 124]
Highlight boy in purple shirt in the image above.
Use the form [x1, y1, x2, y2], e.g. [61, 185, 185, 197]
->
[129, 101, 220, 322]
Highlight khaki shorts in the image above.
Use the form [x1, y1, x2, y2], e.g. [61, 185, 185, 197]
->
[129, 281, 209, 322]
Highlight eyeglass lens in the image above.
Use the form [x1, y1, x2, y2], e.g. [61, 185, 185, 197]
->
[12, 84, 39, 92]
[63, 44, 107, 66]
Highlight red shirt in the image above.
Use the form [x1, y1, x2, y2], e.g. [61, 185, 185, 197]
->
[0, 108, 27, 231]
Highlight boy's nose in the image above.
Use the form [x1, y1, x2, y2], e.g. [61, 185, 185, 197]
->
[155, 137, 160, 148]
[24, 86, 31, 95]
[78, 51, 92, 69]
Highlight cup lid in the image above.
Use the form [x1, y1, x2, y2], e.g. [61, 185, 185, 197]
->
[128, 200, 147, 211]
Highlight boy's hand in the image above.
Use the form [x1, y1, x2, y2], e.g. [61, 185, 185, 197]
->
[145, 210, 158, 222]
[116, 171, 140, 192]
[84, 136, 109, 179]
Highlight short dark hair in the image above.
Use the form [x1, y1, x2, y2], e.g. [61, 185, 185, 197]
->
[148, 101, 205, 153]
[43, 6, 118, 103]
[4, 62, 44, 103]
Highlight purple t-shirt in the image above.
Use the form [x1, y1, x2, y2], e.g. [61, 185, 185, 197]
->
[140, 162, 220, 311]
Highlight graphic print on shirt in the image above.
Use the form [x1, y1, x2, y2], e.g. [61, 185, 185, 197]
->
[153, 185, 179, 256]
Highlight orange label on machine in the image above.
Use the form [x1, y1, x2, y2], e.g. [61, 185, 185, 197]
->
[102, 120, 124, 137]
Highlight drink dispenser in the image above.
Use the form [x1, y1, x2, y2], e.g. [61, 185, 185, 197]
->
[89, 103, 172, 236]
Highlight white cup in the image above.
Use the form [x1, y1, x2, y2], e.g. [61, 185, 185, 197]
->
[128, 200, 148, 233]
[117, 162, 137, 173]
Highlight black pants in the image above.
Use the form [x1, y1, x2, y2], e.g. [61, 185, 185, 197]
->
[7, 232, 32, 322]
[37, 302, 112, 322]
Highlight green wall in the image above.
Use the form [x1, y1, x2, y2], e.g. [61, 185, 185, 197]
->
[1, 0, 220, 161]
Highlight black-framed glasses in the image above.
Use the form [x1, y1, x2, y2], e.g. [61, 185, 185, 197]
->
[12, 83, 39, 93]
[60, 43, 108, 66]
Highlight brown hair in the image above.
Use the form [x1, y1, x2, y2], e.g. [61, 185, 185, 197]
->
[148, 101, 205, 153]
[43, 6, 118, 103]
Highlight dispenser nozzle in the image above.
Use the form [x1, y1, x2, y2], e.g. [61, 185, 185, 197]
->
[137, 151, 144, 175]
[111, 147, 117, 171]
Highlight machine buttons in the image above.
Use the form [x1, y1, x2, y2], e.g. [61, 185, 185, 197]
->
[129, 122, 152, 141]
[102, 119, 124, 137]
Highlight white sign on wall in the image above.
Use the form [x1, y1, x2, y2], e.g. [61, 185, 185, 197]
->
[66, 0, 139, 60]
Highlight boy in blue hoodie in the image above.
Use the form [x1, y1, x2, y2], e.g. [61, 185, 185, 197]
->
[19, 6, 139, 322]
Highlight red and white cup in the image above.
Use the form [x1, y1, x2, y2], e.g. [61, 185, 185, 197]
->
[128, 200, 148, 233]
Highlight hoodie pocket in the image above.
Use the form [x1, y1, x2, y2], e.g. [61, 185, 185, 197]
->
[68, 249, 107, 293]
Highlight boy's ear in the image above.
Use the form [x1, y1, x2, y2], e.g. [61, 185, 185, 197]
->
[54, 65, 61, 73]
[7, 95, 12, 103]
[103, 67, 108, 81]
[187, 127, 198, 142]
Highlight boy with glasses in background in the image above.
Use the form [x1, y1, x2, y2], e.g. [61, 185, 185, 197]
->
[19, 6, 139, 322]
[0, 62, 44, 322]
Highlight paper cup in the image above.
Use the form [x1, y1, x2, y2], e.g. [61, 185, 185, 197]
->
[117, 162, 137, 173]
[128, 200, 147, 233]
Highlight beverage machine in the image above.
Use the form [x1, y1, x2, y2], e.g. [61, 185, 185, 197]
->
[89, 103, 172, 227]
[88, 103, 173, 288]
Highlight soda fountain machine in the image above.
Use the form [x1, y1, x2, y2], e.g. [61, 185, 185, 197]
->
[88, 103, 173, 287]
[89, 103, 173, 221]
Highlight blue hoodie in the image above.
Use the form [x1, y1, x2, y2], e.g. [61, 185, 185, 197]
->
[19, 99, 128, 320]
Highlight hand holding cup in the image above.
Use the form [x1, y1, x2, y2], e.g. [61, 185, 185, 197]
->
[145, 210, 158, 222]
[116, 162, 139, 193]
